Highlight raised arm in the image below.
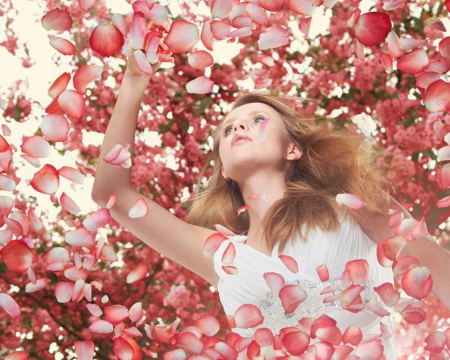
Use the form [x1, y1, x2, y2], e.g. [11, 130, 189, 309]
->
[360, 197, 450, 310]
[91, 57, 218, 286]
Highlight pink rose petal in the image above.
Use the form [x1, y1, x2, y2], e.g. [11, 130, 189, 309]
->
[89, 319, 113, 333]
[83, 208, 110, 231]
[89, 23, 124, 57]
[73, 65, 103, 94]
[355, 12, 392, 47]
[164, 20, 199, 53]
[30, 164, 59, 195]
[424, 80, 450, 112]
[0, 292, 21, 317]
[401, 266, 433, 299]
[74, 340, 95, 360]
[397, 48, 429, 74]
[186, 76, 214, 94]
[58, 89, 85, 119]
[127, 263, 148, 283]
[21, 136, 50, 158]
[257, 26, 289, 50]
[41, 114, 70, 142]
[201, 21, 214, 51]
[221, 242, 236, 265]
[48, 72, 71, 99]
[279, 284, 308, 313]
[64, 227, 95, 248]
[234, 304, 264, 328]
[287, 0, 318, 16]
[103, 143, 132, 168]
[41, 8, 72, 31]
[49, 37, 76, 55]
[278, 254, 299, 273]
[335, 193, 366, 210]
[194, 314, 220, 337]
[342, 325, 362, 346]
[128, 197, 149, 218]
[316, 263, 329, 282]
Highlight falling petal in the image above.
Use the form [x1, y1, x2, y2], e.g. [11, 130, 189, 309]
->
[194, 314, 220, 337]
[342, 325, 363, 346]
[58, 89, 85, 119]
[55, 282, 74, 303]
[299, 17, 312, 37]
[103, 143, 132, 168]
[48, 72, 71, 99]
[257, 118, 270, 141]
[49, 37, 76, 55]
[186, 76, 214, 95]
[89, 319, 113, 333]
[388, 210, 404, 228]
[30, 164, 59, 195]
[73, 65, 103, 94]
[397, 49, 429, 74]
[127, 263, 148, 283]
[355, 339, 383, 359]
[128, 12, 147, 50]
[99, 243, 118, 262]
[175, 332, 204, 354]
[188, 50, 214, 70]
[2, 124, 11, 136]
[164, 20, 199, 53]
[237, 204, 250, 215]
[393, 255, 419, 275]
[401, 266, 433, 299]
[386, 32, 404, 58]
[201, 21, 214, 51]
[246, 3, 269, 26]
[382, 236, 406, 260]
[440, 163, 450, 189]
[316, 264, 329, 282]
[279, 284, 308, 313]
[105, 305, 129, 324]
[64, 227, 95, 248]
[382, 0, 405, 10]
[203, 233, 228, 257]
[401, 303, 426, 324]
[59, 166, 85, 184]
[89, 23, 124, 57]
[367, 297, 390, 317]
[0, 240, 34, 274]
[108, 15, 125, 38]
[437, 145, 450, 161]
[279, 254, 299, 273]
[424, 331, 447, 353]
[234, 304, 264, 328]
[347, 9, 361, 28]
[287, 0, 318, 15]
[0, 174, 15, 191]
[355, 12, 392, 47]
[211, 0, 237, 18]
[411, 219, 428, 238]
[129, 302, 144, 323]
[399, 38, 429, 51]
[60, 193, 81, 215]
[106, 193, 117, 209]
[340, 284, 364, 312]
[280, 328, 309, 355]
[426, 17, 446, 32]
[41, 8, 73, 31]
[221, 242, 236, 264]
[21, 136, 50, 158]
[83, 208, 110, 231]
[74, 341, 95, 360]
[222, 265, 239, 275]
[416, 72, 440, 93]
[213, 224, 235, 236]
[0, 293, 21, 317]
[128, 197, 149, 218]
[335, 193, 366, 210]
[5, 351, 29, 360]
[41, 114, 70, 142]
[248, 193, 266, 201]
[257, 26, 289, 50]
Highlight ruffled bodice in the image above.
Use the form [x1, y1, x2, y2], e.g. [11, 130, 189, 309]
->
[213, 215, 396, 358]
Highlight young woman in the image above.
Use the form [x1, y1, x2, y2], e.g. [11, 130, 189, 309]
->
[91, 57, 450, 358]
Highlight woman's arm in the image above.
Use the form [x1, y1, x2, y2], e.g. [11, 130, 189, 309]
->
[91, 58, 218, 286]
[360, 197, 450, 310]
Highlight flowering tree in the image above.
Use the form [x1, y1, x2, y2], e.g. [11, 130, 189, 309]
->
[1, 0, 450, 358]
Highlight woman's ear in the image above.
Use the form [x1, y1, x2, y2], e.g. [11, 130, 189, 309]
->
[287, 143, 302, 161]
[221, 166, 231, 181]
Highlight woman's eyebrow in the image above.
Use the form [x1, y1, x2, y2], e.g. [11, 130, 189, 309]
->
[222, 110, 269, 129]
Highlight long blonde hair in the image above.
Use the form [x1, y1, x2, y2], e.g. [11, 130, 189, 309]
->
[186, 93, 391, 253]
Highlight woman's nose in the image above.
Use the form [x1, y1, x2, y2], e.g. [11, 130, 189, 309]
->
[233, 120, 247, 132]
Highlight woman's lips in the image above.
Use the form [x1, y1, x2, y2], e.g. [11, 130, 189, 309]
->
[231, 133, 252, 147]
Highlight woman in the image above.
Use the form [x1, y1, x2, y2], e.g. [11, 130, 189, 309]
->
[91, 57, 450, 357]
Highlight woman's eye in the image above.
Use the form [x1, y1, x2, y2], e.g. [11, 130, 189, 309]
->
[251, 115, 266, 127]
[223, 125, 232, 136]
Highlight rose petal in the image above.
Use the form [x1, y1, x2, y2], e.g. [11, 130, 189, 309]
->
[355, 12, 392, 47]
[41, 8, 72, 31]
[128, 197, 149, 218]
[48, 72, 71, 99]
[41, 114, 70, 142]
[73, 65, 103, 94]
[335, 193, 366, 209]
[401, 266, 433, 299]
[186, 76, 214, 94]
[89, 23, 124, 57]
[0, 292, 21, 317]
[49, 37, 76, 55]
[126, 263, 148, 283]
[279, 284, 308, 314]
[278, 254, 299, 273]
[234, 304, 264, 328]
[287, 0, 318, 16]
[397, 48, 429, 74]
[257, 26, 289, 50]
[164, 20, 199, 53]
[58, 89, 85, 119]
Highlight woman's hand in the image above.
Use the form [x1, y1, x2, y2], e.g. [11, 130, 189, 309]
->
[124, 53, 160, 78]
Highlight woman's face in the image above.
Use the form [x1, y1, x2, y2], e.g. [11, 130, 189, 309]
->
[218, 102, 297, 181]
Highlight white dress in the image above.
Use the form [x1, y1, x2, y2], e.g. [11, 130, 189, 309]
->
[213, 214, 397, 358]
